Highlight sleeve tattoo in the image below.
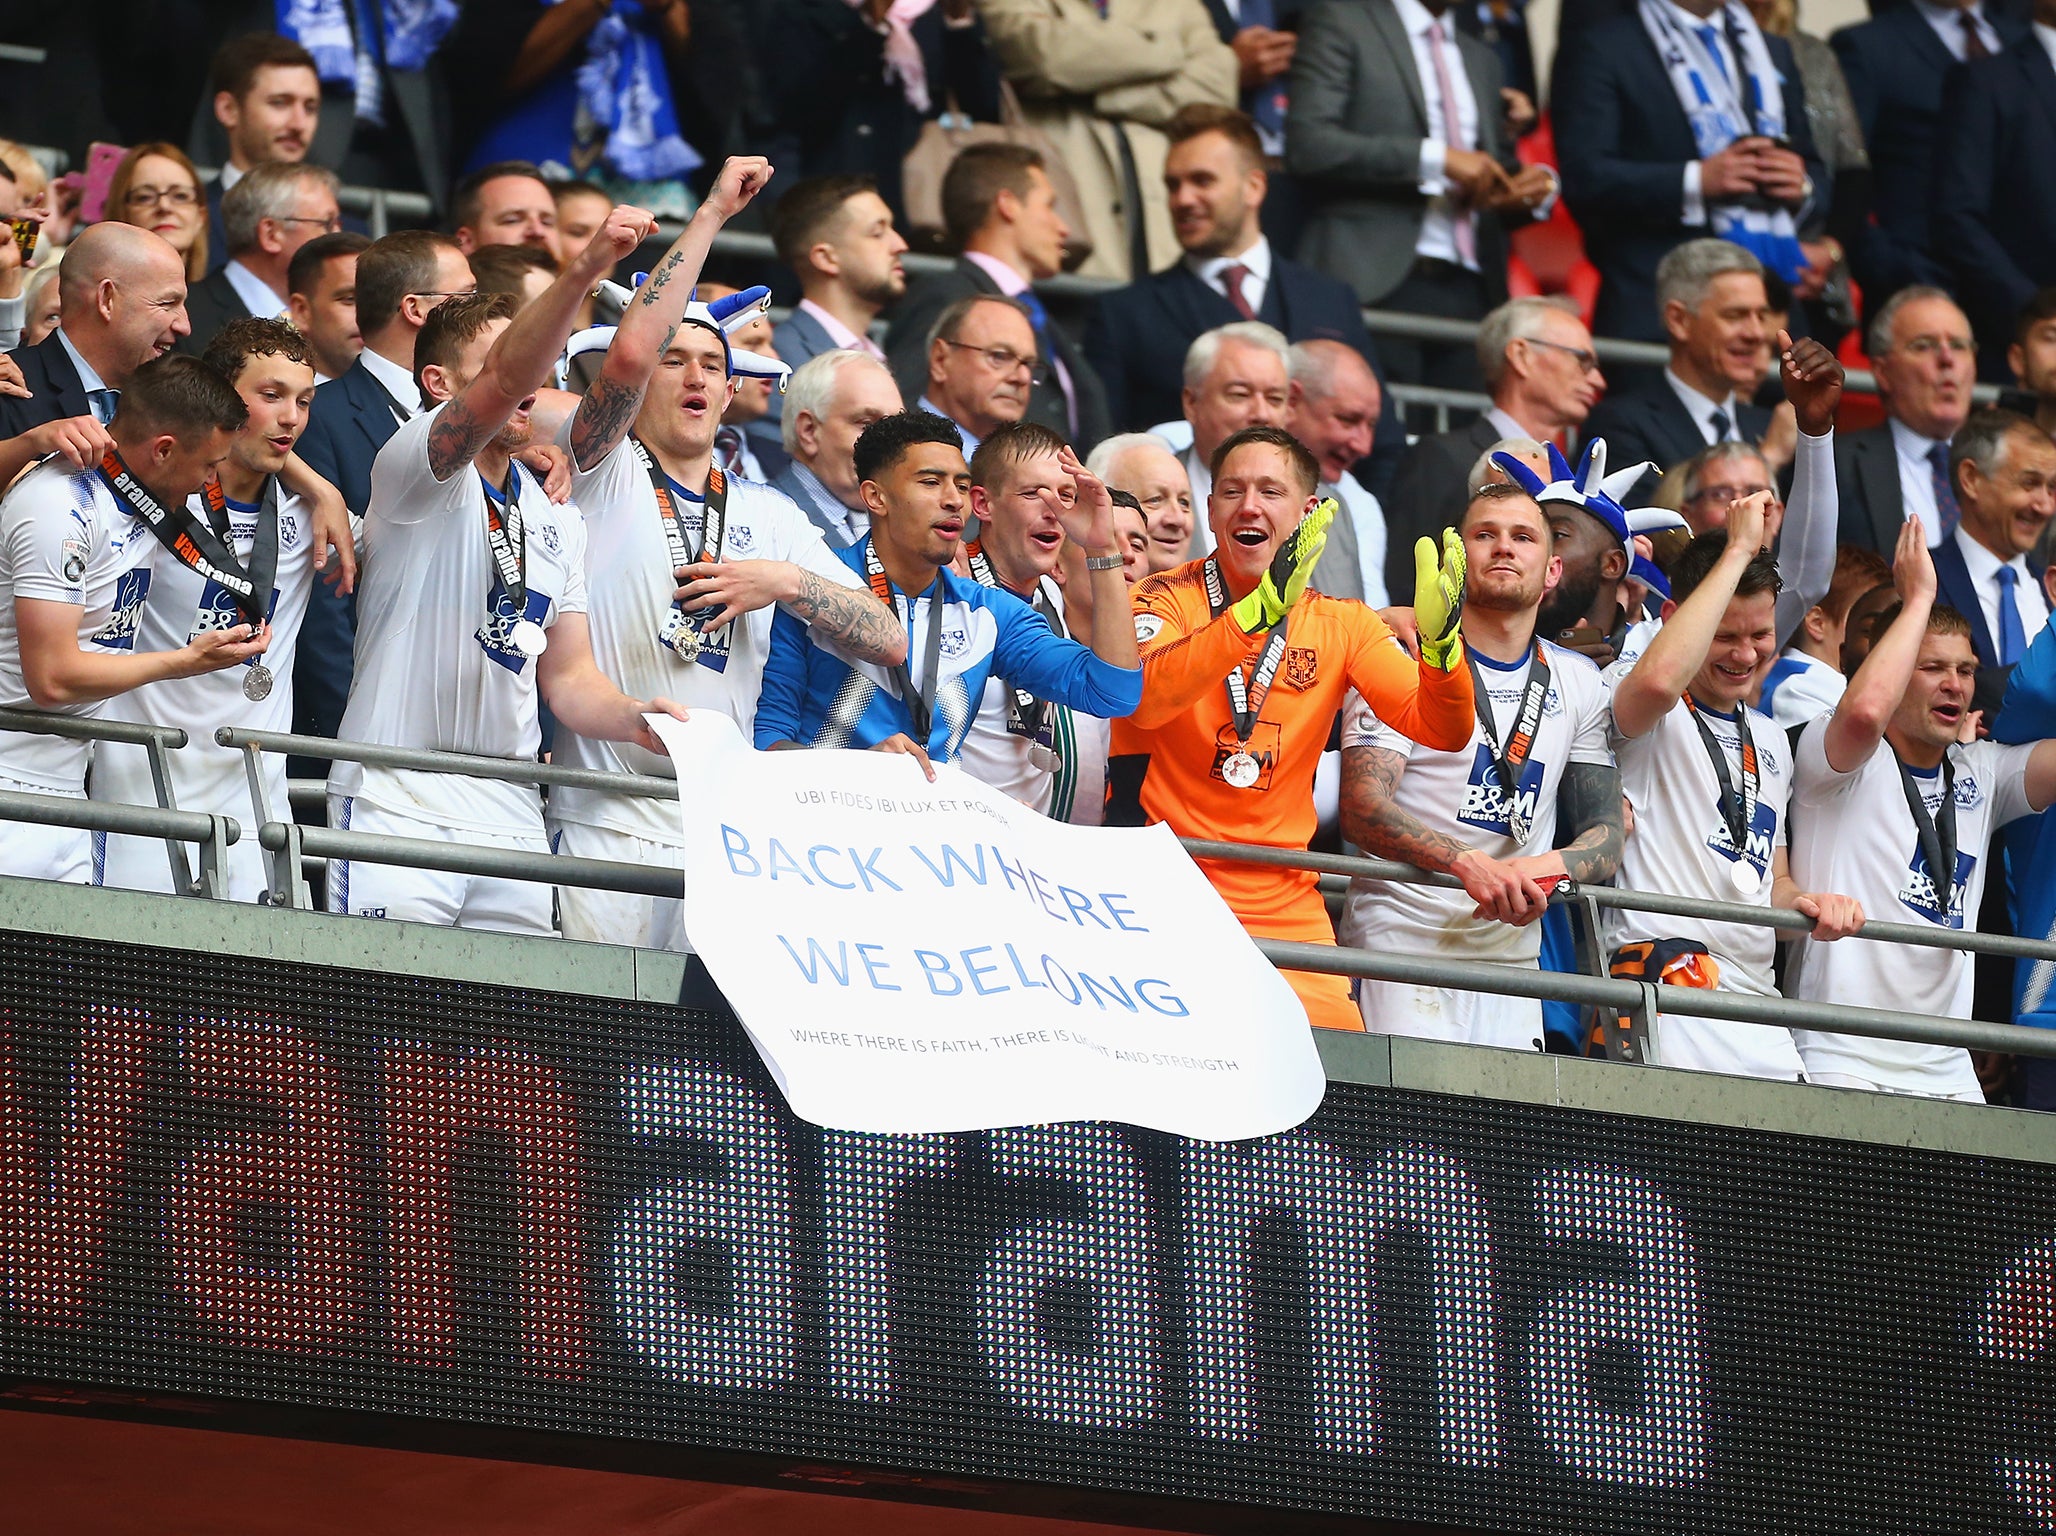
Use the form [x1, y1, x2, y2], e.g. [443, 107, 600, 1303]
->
[425, 396, 498, 482]
[569, 375, 645, 471]
[1339, 744, 1476, 873]
[784, 571, 904, 663]
[1555, 760, 1625, 885]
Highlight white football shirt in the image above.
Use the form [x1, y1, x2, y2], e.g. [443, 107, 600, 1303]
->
[332, 405, 589, 834]
[1788, 721, 2038, 1094]
[549, 433, 861, 844]
[0, 459, 155, 790]
[95, 482, 314, 849]
[958, 573, 1070, 817]
[1338, 639, 1612, 964]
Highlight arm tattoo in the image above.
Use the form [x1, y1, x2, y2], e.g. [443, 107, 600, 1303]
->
[425, 396, 497, 481]
[569, 375, 646, 470]
[784, 571, 904, 663]
[1339, 745, 1476, 874]
[1555, 760, 1626, 885]
[637, 249, 687, 302]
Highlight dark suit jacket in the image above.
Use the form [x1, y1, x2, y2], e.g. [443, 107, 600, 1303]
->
[1933, 37, 2056, 361]
[771, 458, 864, 550]
[1081, 253, 1407, 492]
[1832, 4, 2028, 308]
[1287, 0, 1520, 309]
[291, 357, 405, 747]
[1578, 381, 1773, 499]
[771, 304, 843, 378]
[1553, 16, 1823, 343]
[1832, 423, 1909, 557]
[175, 267, 260, 358]
[1932, 530, 2031, 718]
[1379, 414, 1504, 598]
[0, 331, 92, 437]
[883, 257, 1112, 452]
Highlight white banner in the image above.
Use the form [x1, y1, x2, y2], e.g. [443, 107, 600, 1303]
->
[647, 713, 1325, 1141]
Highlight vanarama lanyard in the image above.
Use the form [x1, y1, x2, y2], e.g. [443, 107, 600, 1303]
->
[100, 449, 275, 624]
[1202, 554, 1292, 751]
[479, 460, 527, 611]
[631, 436, 729, 570]
[1893, 748, 1959, 910]
[1467, 641, 1551, 844]
[865, 539, 946, 741]
[1682, 689, 1759, 876]
[963, 538, 1067, 747]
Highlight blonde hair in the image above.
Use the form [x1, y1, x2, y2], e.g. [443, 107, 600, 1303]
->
[105, 142, 209, 282]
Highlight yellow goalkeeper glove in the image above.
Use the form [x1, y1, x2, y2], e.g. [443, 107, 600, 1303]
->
[1228, 498, 1337, 634]
[1413, 527, 1467, 671]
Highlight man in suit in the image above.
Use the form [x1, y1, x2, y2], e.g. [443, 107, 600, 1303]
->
[291, 230, 474, 748]
[1552, 0, 1821, 344]
[179, 162, 343, 357]
[1287, 0, 1555, 387]
[769, 175, 908, 373]
[1833, 0, 2026, 318]
[1931, 409, 2055, 717]
[885, 144, 1111, 451]
[0, 222, 190, 451]
[1384, 294, 1606, 593]
[449, 163, 563, 266]
[912, 294, 1041, 456]
[1084, 103, 1406, 492]
[287, 231, 370, 383]
[201, 33, 323, 276]
[2010, 287, 2056, 439]
[1580, 239, 1774, 499]
[1933, 21, 2056, 373]
[1161, 319, 1293, 548]
[1195, 0, 1308, 247]
[771, 349, 906, 550]
[1284, 338, 1390, 604]
[1835, 286, 1980, 557]
[700, 281, 790, 484]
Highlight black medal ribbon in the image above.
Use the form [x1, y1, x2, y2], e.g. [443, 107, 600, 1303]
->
[865, 539, 946, 741]
[963, 540, 1064, 744]
[1203, 555, 1291, 749]
[100, 450, 275, 625]
[1893, 749, 1959, 914]
[1467, 643, 1551, 843]
[480, 461, 527, 614]
[1682, 690, 1759, 860]
[632, 439, 731, 658]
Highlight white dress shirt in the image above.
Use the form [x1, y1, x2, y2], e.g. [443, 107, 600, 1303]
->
[918, 394, 980, 458]
[358, 345, 423, 419]
[1484, 405, 1540, 446]
[1915, 0, 2002, 60]
[1187, 236, 1273, 319]
[2036, 20, 2056, 70]
[1392, 0, 1483, 271]
[1665, 368, 1745, 445]
[222, 260, 287, 320]
[1954, 526, 2049, 658]
[54, 326, 110, 397]
[1889, 415, 1952, 548]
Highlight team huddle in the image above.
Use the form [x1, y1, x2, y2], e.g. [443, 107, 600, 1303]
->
[2, 159, 2051, 1106]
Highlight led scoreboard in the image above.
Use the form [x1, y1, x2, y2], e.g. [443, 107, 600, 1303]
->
[0, 920, 2052, 1535]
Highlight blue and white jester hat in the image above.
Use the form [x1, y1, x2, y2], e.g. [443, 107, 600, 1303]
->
[1492, 438, 1689, 599]
[558, 280, 791, 392]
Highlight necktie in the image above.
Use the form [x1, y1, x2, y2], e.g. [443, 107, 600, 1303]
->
[714, 426, 747, 479]
[1997, 565, 2026, 667]
[1426, 20, 1478, 268]
[1220, 262, 1257, 321]
[1694, 23, 1732, 85]
[1960, 10, 1992, 59]
[87, 388, 119, 426]
[1017, 287, 1050, 340]
[1929, 443, 1962, 539]
[1707, 407, 1731, 443]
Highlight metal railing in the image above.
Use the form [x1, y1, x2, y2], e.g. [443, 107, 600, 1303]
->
[178, 725, 2056, 1073]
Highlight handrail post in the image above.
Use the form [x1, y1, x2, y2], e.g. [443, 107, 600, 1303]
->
[194, 815, 236, 901]
[260, 820, 311, 910]
[143, 734, 199, 898]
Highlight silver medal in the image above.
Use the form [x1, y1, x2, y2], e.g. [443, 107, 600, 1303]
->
[672, 622, 703, 660]
[1029, 743, 1061, 773]
[1729, 859, 1760, 896]
[511, 619, 549, 658]
[1221, 750, 1261, 789]
[241, 663, 273, 702]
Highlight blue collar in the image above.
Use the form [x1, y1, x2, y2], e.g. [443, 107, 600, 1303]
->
[1470, 644, 1535, 673]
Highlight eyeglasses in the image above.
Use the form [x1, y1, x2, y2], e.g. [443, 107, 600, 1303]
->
[124, 185, 199, 209]
[408, 286, 478, 300]
[942, 339, 1047, 384]
[1522, 337, 1602, 374]
[277, 214, 344, 233]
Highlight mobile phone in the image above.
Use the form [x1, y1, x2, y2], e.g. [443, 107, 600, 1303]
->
[76, 141, 128, 226]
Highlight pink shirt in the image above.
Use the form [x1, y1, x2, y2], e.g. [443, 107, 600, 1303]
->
[797, 298, 885, 361]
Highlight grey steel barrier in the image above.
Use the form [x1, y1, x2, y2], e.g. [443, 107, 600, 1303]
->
[192, 724, 2056, 1070]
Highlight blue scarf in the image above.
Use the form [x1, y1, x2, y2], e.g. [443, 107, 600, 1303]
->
[563, 0, 703, 183]
[276, 0, 459, 80]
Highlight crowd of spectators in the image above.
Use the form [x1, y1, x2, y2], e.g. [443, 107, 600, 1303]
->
[2, 2, 2056, 1112]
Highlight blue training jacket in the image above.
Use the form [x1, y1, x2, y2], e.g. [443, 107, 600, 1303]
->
[1996, 613, 2056, 1028]
[753, 536, 1143, 762]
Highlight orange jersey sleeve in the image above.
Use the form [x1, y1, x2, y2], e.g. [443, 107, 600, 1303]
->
[1126, 565, 1272, 730]
[1339, 612, 1474, 753]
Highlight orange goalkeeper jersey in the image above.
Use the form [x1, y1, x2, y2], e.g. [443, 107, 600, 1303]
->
[1108, 560, 1474, 925]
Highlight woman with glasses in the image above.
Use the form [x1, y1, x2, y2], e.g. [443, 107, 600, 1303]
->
[105, 143, 208, 282]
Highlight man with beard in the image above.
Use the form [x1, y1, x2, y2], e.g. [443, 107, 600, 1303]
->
[1338, 482, 1621, 1050]
[770, 176, 907, 374]
[328, 203, 688, 935]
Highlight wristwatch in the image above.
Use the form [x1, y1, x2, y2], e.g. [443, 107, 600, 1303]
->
[1085, 553, 1124, 571]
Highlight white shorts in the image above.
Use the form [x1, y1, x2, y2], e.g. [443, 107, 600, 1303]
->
[1652, 1012, 1806, 1082]
[326, 794, 553, 936]
[548, 818, 689, 952]
[95, 823, 274, 902]
[1358, 977, 1545, 1053]
[0, 775, 91, 884]
[1806, 1067, 1985, 1105]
